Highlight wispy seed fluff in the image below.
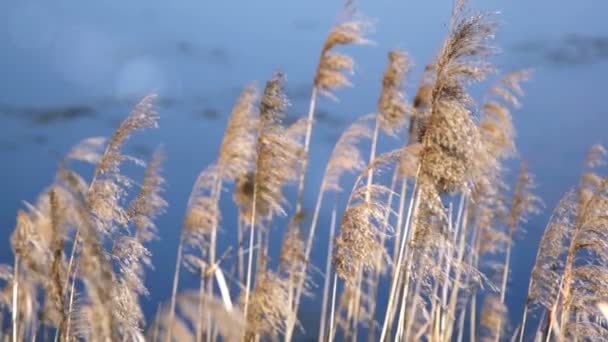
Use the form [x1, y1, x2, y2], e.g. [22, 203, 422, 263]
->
[377, 50, 411, 136]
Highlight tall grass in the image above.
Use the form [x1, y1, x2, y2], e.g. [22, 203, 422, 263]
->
[2, 1, 607, 341]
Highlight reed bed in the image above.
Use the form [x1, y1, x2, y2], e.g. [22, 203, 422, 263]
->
[2, 1, 607, 341]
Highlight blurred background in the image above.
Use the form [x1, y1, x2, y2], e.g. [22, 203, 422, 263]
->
[1, 0, 607, 339]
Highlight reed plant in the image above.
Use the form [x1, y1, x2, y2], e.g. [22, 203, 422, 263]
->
[2, 1, 606, 341]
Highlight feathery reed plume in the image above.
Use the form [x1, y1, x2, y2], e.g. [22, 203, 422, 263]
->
[419, 6, 496, 193]
[243, 73, 305, 320]
[476, 70, 532, 187]
[291, 1, 371, 239]
[207, 86, 259, 337]
[66, 137, 108, 165]
[385, 4, 498, 340]
[480, 294, 507, 341]
[154, 285, 240, 342]
[48, 189, 68, 338]
[166, 164, 220, 342]
[217, 84, 259, 181]
[111, 147, 167, 339]
[9, 210, 42, 341]
[333, 159, 397, 283]
[480, 162, 540, 341]
[8, 188, 78, 338]
[54, 95, 159, 340]
[284, 115, 373, 340]
[175, 292, 246, 342]
[244, 270, 291, 340]
[234, 172, 255, 220]
[362, 49, 411, 340]
[127, 146, 167, 243]
[555, 144, 608, 339]
[183, 165, 221, 245]
[520, 192, 576, 342]
[331, 152, 400, 337]
[458, 70, 531, 341]
[377, 50, 411, 137]
[89, 94, 159, 236]
[179, 85, 259, 342]
[408, 64, 435, 145]
[323, 115, 375, 193]
[314, 4, 370, 100]
[281, 8, 371, 335]
[63, 179, 116, 341]
[253, 76, 305, 221]
[255, 116, 307, 220]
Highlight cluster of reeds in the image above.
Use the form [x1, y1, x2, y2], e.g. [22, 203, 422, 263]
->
[2, 0, 607, 341]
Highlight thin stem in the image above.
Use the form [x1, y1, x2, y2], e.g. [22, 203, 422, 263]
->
[456, 308, 466, 342]
[12, 256, 19, 342]
[294, 86, 319, 215]
[495, 233, 514, 342]
[243, 184, 259, 319]
[64, 262, 78, 342]
[392, 178, 409, 277]
[444, 195, 469, 341]
[319, 205, 338, 342]
[166, 240, 184, 342]
[367, 170, 400, 342]
[286, 182, 326, 340]
[469, 221, 483, 342]
[519, 305, 529, 342]
[64, 229, 80, 293]
[329, 274, 339, 342]
[197, 272, 206, 342]
[470, 289, 477, 342]
[237, 217, 245, 285]
[199, 177, 223, 342]
[379, 174, 419, 341]
[402, 267, 424, 341]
